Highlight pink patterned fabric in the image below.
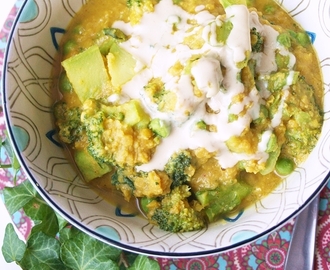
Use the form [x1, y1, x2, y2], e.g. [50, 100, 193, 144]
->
[0, 4, 329, 270]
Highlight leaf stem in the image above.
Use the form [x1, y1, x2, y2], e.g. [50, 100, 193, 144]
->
[0, 164, 14, 169]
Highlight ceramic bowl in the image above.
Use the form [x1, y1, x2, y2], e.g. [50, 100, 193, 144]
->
[2, 0, 330, 257]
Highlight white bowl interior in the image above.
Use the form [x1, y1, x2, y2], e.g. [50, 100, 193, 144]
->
[2, 0, 330, 257]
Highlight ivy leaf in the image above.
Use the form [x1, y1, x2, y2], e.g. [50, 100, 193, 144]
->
[20, 231, 68, 270]
[23, 193, 53, 221]
[119, 251, 139, 270]
[128, 255, 160, 270]
[58, 226, 72, 244]
[1, 223, 26, 263]
[3, 180, 37, 214]
[30, 210, 59, 238]
[2, 137, 21, 170]
[60, 227, 121, 270]
[56, 212, 69, 231]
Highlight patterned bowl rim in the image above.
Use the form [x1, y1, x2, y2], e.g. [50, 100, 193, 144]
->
[2, 0, 330, 258]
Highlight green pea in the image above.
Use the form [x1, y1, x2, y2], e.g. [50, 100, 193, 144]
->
[275, 157, 295, 176]
[264, 4, 275, 14]
[73, 24, 84, 35]
[59, 72, 73, 93]
[140, 197, 155, 214]
[63, 40, 76, 55]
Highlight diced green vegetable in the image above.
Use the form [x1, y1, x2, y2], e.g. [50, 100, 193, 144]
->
[62, 45, 112, 103]
[278, 31, 311, 48]
[196, 120, 208, 130]
[107, 42, 137, 88]
[98, 37, 115, 55]
[228, 114, 238, 123]
[98, 28, 128, 55]
[259, 71, 299, 92]
[277, 32, 291, 48]
[260, 147, 281, 175]
[266, 133, 278, 153]
[275, 53, 290, 70]
[74, 148, 112, 182]
[195, 182, 251, 222]
[101, 104, 125, 121]
[253, 104, 269, 125]
[149, 118, 171, 137]
[121, 99, 150, 127]
[216, 20, 233, 44]
[290, 30, 311, 47]
[103, 28, 128, 42]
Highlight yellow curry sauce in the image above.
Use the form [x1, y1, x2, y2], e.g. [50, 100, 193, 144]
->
[53, 0, 323, 232]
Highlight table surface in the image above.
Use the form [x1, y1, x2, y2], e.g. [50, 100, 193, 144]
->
[1, 1, 330, 270]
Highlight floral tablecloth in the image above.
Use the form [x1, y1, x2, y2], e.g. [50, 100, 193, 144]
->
[1, 3, 330, 270]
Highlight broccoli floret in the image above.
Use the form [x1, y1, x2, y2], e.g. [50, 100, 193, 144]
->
[250, 27, 264, 53]
[53, 101, 84, 144]
[147, 185, 206, 233]
[111, 168, 136, 200]
[113, 168, 172, 201]
[80, 98, 159, 168]
[281, 76, 323, 163]
[164, 150, 196, 189]
[144, 78, 177, 112]
[195, 182, 252, 222]
[80, 99, 110, 164]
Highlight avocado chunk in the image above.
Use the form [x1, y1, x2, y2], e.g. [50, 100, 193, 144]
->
[74, 148, 112, 182]
[149, 118, 171, 137]
[107, 42, 137, 88]
[195, 182, 252, 222]
[62, 45, 112, 103]
[121, 99, 150, 128]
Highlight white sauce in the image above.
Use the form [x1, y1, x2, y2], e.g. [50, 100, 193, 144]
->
[109, 0, 296, 171]
[225, 5, 251, 63]
[191, 57, 223, 98]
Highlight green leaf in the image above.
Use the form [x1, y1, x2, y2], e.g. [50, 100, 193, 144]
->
[1, 223, 26, 263]
[23, 194, 53, 221]
[56, 212, 69, 231]
[119, 251, 139, 270]
[60, 228, 121, 270]
[2, 137, 21, 170]
[58, 227, 72, 244]
[128, 255, 160, 270]
[20, 231, 67, 270]
[30, 210, 59, 238]
[3, 181, 37, 215]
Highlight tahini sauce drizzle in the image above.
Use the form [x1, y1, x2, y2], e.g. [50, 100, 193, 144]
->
[110, 0, 296, 171]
